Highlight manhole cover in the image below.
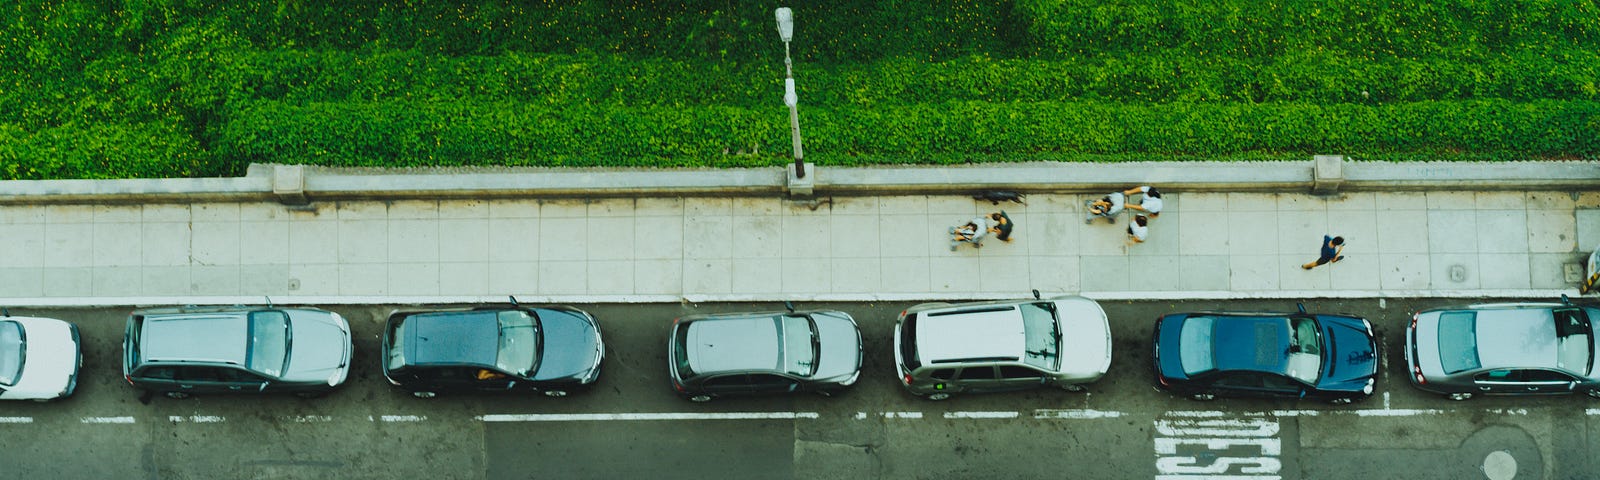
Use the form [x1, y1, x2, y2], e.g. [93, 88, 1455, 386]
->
[1482, 450, 1516, 480]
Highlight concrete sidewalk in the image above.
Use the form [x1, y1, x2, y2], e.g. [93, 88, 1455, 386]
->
[0, 190, 1596, 306]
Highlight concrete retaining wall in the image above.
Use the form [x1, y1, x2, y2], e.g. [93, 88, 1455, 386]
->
[0, 160, 1596, 204]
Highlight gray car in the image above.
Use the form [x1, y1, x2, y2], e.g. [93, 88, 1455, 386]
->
[123, 305, 353, 399]
[667, 303, 861, 402]
[893, 291, 1112, 400]
[1405, 296, 1600, 400]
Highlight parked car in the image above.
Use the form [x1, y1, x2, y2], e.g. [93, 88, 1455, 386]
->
[1152, 305, 1378, 404]
[122, 305, 352, 399]
[668, 303, 861, 402]
[1405, 296, 1600, 400]
[0, 314, 81, 401]
[382, 300, 604, 398]
[893, 291, 1111, 400]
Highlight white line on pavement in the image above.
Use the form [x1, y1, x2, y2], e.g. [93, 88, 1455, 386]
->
[1588, 409, 1600, 416]
[943, 411, 1018, 419]
[81, 416, 136, 424]
[1033, 409, 1125, 419]
[168, 416, 225, 423]
[376, 415, 428, 422]
[882, 412, 923, 419]
[0, 417, 33, 423]
[476, 412, 821, 422]
[283, 415, 335, 423]
[1353, 409, 1447, 417]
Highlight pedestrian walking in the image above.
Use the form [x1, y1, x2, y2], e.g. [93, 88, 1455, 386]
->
[1086, 191, 1125, 223]
[1124, 186, 1163, 216]
[988, 211, 1014, 242]
[950, 216, 990, 250]
[1126, 215, 1149, 244]
[1302, 235, 1345, 270]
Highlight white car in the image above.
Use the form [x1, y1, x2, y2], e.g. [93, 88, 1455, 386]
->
[0, 315, 82, 401]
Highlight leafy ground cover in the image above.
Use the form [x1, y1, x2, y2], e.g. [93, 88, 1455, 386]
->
[2, 0, 1596, 179]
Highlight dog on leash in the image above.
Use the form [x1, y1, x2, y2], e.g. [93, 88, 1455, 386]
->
[974, 191, 1027, 205]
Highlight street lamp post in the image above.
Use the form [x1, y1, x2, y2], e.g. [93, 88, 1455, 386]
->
[775, 7, 805, 179]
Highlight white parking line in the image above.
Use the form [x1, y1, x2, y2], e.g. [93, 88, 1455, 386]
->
[943, 411, 1018, 419]
[476, 412, 821, 422]
[1033, 409, 1125, 419]
[376, 415, 428, 422]
[1588, 408, 1600, 416]
[0, 417, 33, 424]
[168, 416, 225, 423]
[81, 416, 135, 424]
[283, 415, 335, 423]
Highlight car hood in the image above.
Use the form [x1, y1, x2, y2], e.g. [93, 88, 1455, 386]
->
[1315, 316, 1378, 392]
[810, 312, 862, 382]
[281, 315, 351, 384]
[2, 318, 77, 400]
[530, 309, 603, 383]
[1055, 297, 1112, 378]
[1153, 314, 1191, 380]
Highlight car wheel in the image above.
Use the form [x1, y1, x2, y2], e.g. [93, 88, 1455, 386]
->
[925, 393, 951, 401]
[1060, 384, 1085, 392]
[412, 391, 437, 399]
[1448, 392, 1473, 401]
[1588, 389, 1600, 400]
[689, 394, 713, 403]
[165, 391, 191, 399]
[1190, 393, 1215, 401]
[1329, 397, 1354, 405]
[543, 390, 568, 398]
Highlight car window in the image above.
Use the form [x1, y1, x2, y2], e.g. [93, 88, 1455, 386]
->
[1213, 373, 1262, 388]
[0, 321, 21, 386]
[419, 367, 470, 381]
[1179, 317, 1216, 375]
[385, 318, 407, 371]
[216, 366, 266, 383]
[779, 315, 819, 376]
[1522, 369, 1575, 382]
[899, 316, 921, 370]
[1437, 311, 1481, 374]
[1019, 303, 1060, 371]
[1283, 317, 1323, 384]
[495, 310, 540, 377]
[672, 325, 696, 379]
[702, 375, 746, 387]
[139, 366, 178, 380]
[957, 367, 996, 380]
[176, 366, 223, 381]
[929, 368, 955, 380]
[747, 374, 798, 389]
[1259, 374, 1302, 392]
[1474, 369, 1516, 382]
[999, 365, 1043, 379]
[247, 311, 289, 377]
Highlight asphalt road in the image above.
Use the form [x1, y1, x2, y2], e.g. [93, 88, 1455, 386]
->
[1, 298, 1596, 479]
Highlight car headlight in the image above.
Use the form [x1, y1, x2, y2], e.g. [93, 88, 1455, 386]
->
[328, 368, 347, 387]
[330, 312, 349, 331]
[839, 370, 860, 387]
[1363, 378, 1375, 394]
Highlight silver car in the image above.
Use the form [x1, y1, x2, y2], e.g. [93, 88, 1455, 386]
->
[123, 305, 353, 399]
[893, 291, 1112, 400]
[667, 303, 862, 402]
[1405, 296, 1600, 400]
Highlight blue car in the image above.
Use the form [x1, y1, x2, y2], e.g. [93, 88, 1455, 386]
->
[1152, 305, 1378, 404]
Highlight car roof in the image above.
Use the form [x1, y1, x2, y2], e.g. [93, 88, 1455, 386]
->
[1473, 307, 1560, 370]
[402, 311, 501, 367]
[915, 305, 1025, 364]
[1207, 315, 1294, 375]
[140, 312, 249, 364]
[686, 314, 785, 373]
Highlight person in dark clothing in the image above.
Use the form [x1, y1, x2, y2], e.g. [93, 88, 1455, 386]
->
[988, 211, 1014, 242]
[1302, 235, 1345, 270]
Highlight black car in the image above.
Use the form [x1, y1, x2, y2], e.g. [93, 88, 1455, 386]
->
[382, 301, 603, 398]
[667, 304, 862, 402]
[1152, 306, 1378, 404]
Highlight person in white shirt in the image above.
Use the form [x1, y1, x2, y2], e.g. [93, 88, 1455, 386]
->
[950, 216, 989, 250]
[1125, 186, 1163, 216]
[1086, 191, 1125, 223]
[1127, 215, 1149, 243]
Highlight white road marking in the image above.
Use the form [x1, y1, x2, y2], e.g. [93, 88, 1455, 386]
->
[81, 416, 136, 424]
[1353, 409, 1447, 417]
[1033, 409, 1125, 419]
[378, 415, 428, 422]
[283, 415, 335, 423]
[883, 412, 923, 419]
[168, 415, 225, 423]
[1155, 415, 1281, 479]
[943, 411, 1018, 419]
[476, 412, 820, 422]
[1383, 391, 1390, 409]
[1587, 408, 1600, 416]
[0, 417, 33, 424]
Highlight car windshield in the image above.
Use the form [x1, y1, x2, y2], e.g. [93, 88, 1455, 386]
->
[1283, 317, 1323, 384]
[1179, 317, 1215, 375]
[1437, 311, 1480, 374]
[779, 315, 819, 376]
[0, 321, 23, 386]
[385, 319, 406, 371]
[672, 323, 695, 378]
[246, 311, 289, 377]
[1019, 303, 1060, 370]
[1554, 308, 1593, 374]
[495, 310, 541, 377]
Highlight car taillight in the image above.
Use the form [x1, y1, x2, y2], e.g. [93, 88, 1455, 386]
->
[672, 381, 685, 392]
[1409, 314, 1417, 330]
[898, 310, 907, 318]
[902, 374, 913, 385]
[124, 375, 133, 386]
[1412, 364, 1426, 385]
[1156, 375, 1169, 388]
